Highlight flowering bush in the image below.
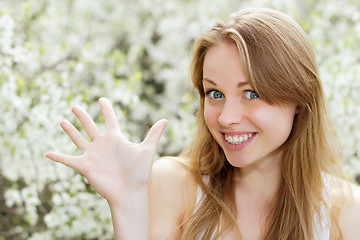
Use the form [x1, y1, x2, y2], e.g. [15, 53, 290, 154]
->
[0, 0, 359, 239]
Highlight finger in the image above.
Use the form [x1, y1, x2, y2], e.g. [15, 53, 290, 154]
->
[46, 152, 81, 172]
[60, 119, 89, 151]
[98, 97, 120, 131]
[72, 105, 102, 141]
[142, 119, 168, 149]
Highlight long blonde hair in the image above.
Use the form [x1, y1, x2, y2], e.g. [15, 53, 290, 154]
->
[180, 8, 345, 240]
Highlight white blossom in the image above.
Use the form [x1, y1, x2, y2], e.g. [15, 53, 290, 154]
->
[0, 0, 359, 238]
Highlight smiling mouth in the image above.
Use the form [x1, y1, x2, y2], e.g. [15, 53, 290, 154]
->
[224, 133, 254, 145]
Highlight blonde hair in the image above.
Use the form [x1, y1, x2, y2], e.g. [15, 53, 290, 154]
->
[180, 8, 345, 240]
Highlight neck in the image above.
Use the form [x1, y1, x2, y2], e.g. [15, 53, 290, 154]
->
[233, 152, 282, 203]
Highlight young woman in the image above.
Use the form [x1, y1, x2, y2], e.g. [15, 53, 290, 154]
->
[46, 8, 360, 240]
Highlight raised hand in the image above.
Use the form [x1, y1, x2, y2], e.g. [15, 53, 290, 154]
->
[46, 98, 167, 206]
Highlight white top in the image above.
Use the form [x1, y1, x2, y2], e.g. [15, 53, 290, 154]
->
[194, 177, 331, 240]
[313, 175, 331, 239]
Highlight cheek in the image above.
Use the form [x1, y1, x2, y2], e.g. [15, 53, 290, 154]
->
[204, 103, 219, 128]
[254, 106, 296, 137]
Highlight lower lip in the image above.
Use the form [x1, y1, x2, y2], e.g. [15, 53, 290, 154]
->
[222, 133, 256, 151]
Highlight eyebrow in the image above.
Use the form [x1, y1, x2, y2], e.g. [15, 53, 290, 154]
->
[203, 78, 249, 88]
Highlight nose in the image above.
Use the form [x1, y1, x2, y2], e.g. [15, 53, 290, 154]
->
[218, 99, 245, 128]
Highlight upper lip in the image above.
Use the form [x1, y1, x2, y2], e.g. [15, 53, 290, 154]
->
[221, 130, 257, 136]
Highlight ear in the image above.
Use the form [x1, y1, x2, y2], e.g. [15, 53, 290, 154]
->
[293, 106, 300, 121]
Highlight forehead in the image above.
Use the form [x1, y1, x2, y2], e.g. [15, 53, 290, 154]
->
[203, 42, 248, 85]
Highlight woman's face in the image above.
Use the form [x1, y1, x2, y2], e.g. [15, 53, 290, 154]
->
[202, 42, 297, 169]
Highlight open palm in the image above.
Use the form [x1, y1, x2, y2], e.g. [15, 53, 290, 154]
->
[46, 98, 167, 205]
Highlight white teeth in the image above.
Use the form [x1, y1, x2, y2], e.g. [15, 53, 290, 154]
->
[224, 133, 253, 145]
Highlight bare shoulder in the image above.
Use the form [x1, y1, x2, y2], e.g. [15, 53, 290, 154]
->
[149, 156, 197, 239]
[150, 156, 198, 207]
[330, 177, 360, 240]
[150, 156, 196, 194]
[151, 156, 190, 180]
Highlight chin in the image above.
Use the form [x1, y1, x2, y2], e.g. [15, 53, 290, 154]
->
[222, 151, 252, 168]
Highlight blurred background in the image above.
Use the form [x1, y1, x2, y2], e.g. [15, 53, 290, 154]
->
[0, 0, 359, 239]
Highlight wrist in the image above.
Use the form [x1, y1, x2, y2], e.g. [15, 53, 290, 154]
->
[107, 185, 148, 209]
[108, 186, 150, 240]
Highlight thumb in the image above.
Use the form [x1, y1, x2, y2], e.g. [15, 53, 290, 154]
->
[142, 119, 168, 148]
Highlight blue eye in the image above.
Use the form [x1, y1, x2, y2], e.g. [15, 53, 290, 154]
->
[244, 90, 259, 100]
[206, 90, 224, 99]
